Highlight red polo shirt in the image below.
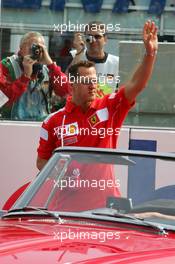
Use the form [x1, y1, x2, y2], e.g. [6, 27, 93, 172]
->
[37, 87, 134, 210]
[37, 86, 134, 160]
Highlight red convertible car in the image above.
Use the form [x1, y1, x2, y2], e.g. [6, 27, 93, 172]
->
[1, 147, 175, 263]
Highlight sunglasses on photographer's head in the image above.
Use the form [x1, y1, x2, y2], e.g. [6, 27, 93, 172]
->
[85, 34, 105, 43]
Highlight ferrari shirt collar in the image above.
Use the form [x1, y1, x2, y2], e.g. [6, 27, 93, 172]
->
[65, 96, 99, 113]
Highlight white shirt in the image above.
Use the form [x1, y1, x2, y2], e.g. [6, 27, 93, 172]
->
[70, 49, 119, 96]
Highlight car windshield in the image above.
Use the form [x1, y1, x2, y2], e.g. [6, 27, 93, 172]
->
[12, 148, 175, 227]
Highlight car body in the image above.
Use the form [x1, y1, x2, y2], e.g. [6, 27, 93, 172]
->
[1, 147, 175, 264]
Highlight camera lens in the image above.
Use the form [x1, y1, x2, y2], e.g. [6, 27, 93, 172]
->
[30, 44, 41, 60]
[85, 35, 93, 43]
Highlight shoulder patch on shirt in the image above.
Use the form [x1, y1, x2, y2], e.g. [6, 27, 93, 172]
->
[40, 127, 48, 141]
[88, 107, 109, 127]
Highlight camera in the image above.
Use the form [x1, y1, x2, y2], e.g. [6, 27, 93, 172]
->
[85, 35, 94, 44]
[30, 43, 42, 60]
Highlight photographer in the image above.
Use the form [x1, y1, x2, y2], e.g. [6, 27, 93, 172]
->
[68, 21, 119, 97]
[0, 32, 71, 120]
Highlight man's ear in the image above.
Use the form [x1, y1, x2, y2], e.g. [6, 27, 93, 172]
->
[19, 45, 26, 57]
[19, 48, 24, 57]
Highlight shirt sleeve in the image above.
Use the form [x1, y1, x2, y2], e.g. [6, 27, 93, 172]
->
[37, 116, 56, 160]
[106, 85, 135, 128]
[107, 85, 135, 111]
[0, 62, 30, 106]
[47, 63, 71, 97]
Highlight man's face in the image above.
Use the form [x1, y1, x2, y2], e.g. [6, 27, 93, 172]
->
[85, 27, 107, 53]
[20, 37, 45, 59]
[72, 66, 97, 104]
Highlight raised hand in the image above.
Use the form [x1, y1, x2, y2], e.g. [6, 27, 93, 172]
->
[38, 44, 53, 65]
[143, 20, 158, 56]
[23, 55, 37, 78]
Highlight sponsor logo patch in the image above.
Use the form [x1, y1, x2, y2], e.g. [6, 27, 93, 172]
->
[88, 108, 109, 127]
[89, 113, 100, 127]
[63, 136, 78, 146]
[54, 122, 79, 139]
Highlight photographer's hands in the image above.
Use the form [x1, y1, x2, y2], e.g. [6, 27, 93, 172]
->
[22, 55, 37, 78]
[64, 33, 85, 72]
[31, 43, 53, 66]
[23, 44, 53, 78]
[73, 32, 85, 55]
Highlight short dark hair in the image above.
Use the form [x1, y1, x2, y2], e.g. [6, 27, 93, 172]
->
[68, 60, 95, 79]
[85, 21, 106, 34]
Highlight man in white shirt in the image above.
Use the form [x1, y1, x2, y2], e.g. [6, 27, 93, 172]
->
[69, 21, 119, 97]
